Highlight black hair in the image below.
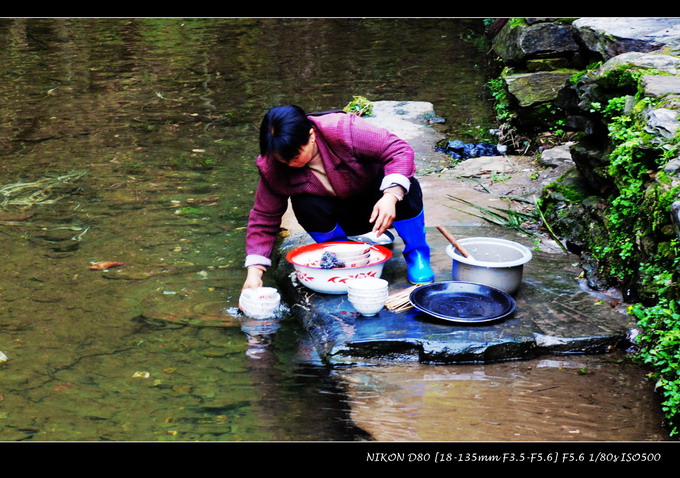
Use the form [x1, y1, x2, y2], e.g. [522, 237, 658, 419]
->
[259, 105, 313, 162]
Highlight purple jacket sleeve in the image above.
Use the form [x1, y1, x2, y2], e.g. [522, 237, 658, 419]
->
[244, 173, 289, 267]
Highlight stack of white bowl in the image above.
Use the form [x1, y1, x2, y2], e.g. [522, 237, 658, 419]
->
[239, 287, 281, 319]
[325, 243, 371, 267]
[346, 278, 389, 316]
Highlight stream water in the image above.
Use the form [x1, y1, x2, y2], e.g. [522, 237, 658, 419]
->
[0, 18, 671, 443]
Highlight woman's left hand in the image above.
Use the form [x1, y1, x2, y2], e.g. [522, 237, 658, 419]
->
[370, 192, 399, 236]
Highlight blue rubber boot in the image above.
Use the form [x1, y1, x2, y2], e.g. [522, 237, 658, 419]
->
[392, 210, 435, 284]
[308, 223, 347, 243]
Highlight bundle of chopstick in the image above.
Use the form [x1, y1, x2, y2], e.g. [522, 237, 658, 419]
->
[385, 284, 421, 312]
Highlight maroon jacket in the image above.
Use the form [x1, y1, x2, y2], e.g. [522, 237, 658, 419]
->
[245, 112, 415, 267]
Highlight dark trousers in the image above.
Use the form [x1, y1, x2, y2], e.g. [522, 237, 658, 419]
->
[291, 177, 424, 236]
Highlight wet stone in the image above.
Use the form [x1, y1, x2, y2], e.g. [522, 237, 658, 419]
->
[274, 226, 633, 365]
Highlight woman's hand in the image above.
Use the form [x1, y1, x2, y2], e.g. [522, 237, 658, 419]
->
[370, 191, 399, 236]
[242, 266, 265, 291]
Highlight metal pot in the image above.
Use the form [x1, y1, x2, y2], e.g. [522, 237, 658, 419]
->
[445, 237, 532, 295]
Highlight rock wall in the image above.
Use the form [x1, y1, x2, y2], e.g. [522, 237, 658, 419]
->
[490, 18, 680, 299]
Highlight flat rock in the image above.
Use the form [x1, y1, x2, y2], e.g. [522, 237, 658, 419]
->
[600, 51, 680, 76]
[361, 100, 451, 174]
[274, 225, 634, 365]
[574, 17, 680, 59]
[504, 71, 574, 107]
[641, 74, 680, 97]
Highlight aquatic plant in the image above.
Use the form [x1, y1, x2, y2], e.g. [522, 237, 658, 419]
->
[0, 170, 87, 209]
[343, 96, 373, 116]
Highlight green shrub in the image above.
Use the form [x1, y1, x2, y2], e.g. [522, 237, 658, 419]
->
[591, 95, 680, 436]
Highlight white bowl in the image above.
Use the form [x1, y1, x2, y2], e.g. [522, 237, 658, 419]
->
[348, 289, 389, 297]
[347, 277, 389, 292]
[347, 279, 389, 304]
[349, 294, 388, 302]
[239, 287, 281, 318]
[349, 297, 385, 316]
[348, 230, 395, 245]
[350, 297, 387, 306]
[240, 287, 279, 301]
[344, 257, 371, 267]
[326, 253, 371, 267]
[286, 241, 392, 294]
[338, 250, 371, 257]
[240, 298, 280, 309]
[240, 304, 280, 319]
[325, 243, 371, 258]
[348, 288, 388, 298]
[349, 297, 388, 308]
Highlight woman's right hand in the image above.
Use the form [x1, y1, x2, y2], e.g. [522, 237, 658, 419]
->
[242, 266, 265, 291]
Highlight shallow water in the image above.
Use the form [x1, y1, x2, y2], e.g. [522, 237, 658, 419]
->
[335, 352, 668, 441]
[0, 17, 670, 441]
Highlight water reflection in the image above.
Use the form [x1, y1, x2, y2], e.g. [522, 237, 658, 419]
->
[334, 354, 668, 441]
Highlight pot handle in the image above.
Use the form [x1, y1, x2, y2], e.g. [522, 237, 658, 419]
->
[436, 225, 472, 258]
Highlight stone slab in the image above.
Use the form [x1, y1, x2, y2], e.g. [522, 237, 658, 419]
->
[574, 17, 680, 59]
[504, 71, 574, 107]
[274, 225, 634, 365]
[361, 100, 451, 174]
[642, 74, 680, 97]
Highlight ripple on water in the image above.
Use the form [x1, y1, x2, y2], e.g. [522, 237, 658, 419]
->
[334, 355, 670, 441]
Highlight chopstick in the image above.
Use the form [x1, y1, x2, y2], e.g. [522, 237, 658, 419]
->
[385, 284, 421, 312]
